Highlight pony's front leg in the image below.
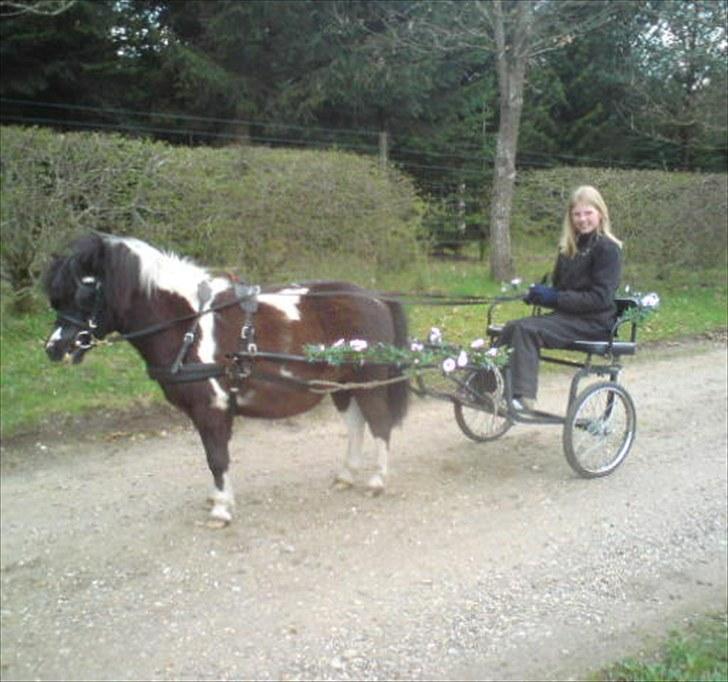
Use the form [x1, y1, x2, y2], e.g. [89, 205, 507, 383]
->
[192, 404, 235, 525]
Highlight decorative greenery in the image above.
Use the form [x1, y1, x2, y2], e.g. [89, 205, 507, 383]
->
[304, 331, 510, 375]
[618, 290, 661, 325]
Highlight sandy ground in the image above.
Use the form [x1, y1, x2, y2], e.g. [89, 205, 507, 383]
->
[1, 339, 726, 681]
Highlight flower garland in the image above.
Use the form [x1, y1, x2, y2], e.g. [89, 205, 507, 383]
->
[304, 329, 509, 375]
[618, 288, 661, 325]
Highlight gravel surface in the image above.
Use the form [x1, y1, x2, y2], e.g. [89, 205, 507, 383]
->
[1, 340, 726, 681]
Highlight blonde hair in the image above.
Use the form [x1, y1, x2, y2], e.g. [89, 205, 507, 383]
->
[559, 185, 622, 257]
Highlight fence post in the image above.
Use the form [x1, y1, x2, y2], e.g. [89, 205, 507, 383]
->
[379, 131, 388, 168]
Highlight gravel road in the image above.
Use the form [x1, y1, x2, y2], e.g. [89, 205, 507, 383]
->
[1, 340, 726, 681]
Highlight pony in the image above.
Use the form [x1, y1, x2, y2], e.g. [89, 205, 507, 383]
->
[42, 233, 409, 524]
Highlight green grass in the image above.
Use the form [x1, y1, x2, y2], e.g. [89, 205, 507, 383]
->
[1, 255, 725, 439]
[594, 612, 728, 682]
[0, 308, 162, 437]
[396, 256, 727, 347]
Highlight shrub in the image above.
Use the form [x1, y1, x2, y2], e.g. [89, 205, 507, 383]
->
[0, 126, 425, 312]
[511, 167, 728, 275]
[0, 126, 166, 311]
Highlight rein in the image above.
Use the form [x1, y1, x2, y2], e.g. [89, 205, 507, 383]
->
[66, 278, 526, 388]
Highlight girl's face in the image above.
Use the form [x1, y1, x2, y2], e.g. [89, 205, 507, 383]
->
[570, 202, 601, 235]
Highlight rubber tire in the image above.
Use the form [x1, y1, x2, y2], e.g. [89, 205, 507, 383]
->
[454, 370, 513, 443]
[563, 381, 636, 478]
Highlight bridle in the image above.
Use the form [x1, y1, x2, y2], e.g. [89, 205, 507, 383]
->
[55, 276, 108, 352]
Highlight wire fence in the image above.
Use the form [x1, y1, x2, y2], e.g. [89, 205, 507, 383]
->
[4, 97, 718, 253]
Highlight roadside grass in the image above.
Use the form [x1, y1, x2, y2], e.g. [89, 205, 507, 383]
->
[1, 253, 725, 439]
[593, 611, 728, 682]
[0, 307, 162, 437]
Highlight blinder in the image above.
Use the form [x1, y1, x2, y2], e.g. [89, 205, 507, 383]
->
[56, 276, 107, 355]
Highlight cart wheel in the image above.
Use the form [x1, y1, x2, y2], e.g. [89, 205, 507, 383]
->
[563, 381, 636, 478]
[454, 369, 513, 442]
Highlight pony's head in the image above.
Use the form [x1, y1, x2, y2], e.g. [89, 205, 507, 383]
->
[43, 232, 212, 364]
[42, 233, 128, 363]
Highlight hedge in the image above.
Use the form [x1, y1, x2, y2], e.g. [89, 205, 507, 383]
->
[511, 167, 728, 275]
[0, 126, 425, 311]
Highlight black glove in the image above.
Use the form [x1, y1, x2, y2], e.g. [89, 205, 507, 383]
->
[524, 284, 558, 308]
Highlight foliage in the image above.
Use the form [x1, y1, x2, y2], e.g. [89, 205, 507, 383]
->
[0, 125, 426, 305]
[304, 336, 509, 373]
[510, 167, 728, 273]
[594, 611, 728, 682]
[2, 0, 725, 205]
[0, 303, 161, 436]
[0, 125, 167, 311]
[625, 0, 728, 170]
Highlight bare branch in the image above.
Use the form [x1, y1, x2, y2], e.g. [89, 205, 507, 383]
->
[0, 0, 75, 18]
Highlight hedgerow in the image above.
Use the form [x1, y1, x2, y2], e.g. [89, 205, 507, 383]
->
[0, 126, 425, 311]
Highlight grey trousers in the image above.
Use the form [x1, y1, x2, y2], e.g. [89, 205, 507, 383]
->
[496, 312, 610, 400]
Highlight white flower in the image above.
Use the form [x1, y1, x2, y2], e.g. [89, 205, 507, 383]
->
[441, 357, 456, 373]
[428, 327, 442, 345]
[410, 341, 424, 352]
[349, 339, 368, 352]
[486, 347, 499, 357]
[332, 338, 346, 348]
[510, 277, 522, 288]
[624, 284, 631, 293]
[470, 338, 486, 349]
[640, 292, 660, 309]
[457, 350, 468, 367]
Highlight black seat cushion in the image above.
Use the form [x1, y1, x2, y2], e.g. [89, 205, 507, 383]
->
[487, 324, 636, 356]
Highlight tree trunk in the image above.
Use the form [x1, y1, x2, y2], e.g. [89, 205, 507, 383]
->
[488, 73, 524, 281]
[488, 0, 532, 282]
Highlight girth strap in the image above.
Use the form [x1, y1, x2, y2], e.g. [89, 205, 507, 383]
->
[148, 362, 226, 383]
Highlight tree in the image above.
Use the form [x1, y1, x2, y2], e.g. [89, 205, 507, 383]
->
[0, 0, 75, 18]
[622, 0, 727, 171]
[354, 0, 619, 280]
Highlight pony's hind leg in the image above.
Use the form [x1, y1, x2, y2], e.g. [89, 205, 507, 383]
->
[355, 389, 394, 495]
[191, 403, 235, 524]
[332, 393, 365, 489]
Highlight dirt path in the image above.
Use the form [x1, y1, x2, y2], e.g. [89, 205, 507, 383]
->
[1, 341, 726, 681]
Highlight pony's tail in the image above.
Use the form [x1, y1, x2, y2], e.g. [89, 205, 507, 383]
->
[385, 300, 410, 426]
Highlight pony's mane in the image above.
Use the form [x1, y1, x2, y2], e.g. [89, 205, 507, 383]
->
[106, 235, 210, 303]
[44, 233, 214, 315]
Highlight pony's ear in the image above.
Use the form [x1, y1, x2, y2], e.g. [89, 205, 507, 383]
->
[73, 233, 107, 278]
[42, 254, 71, 305]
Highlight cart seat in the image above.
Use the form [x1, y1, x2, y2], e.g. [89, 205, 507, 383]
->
[486, 325, 637, 357]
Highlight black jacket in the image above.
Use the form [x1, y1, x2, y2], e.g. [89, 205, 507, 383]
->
[552, 232, 622, 325]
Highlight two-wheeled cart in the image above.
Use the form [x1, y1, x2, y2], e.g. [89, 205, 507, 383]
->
[413, 297, 641, 477]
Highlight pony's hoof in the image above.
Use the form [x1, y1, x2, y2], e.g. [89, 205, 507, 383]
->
[332, 471, 355, 491]
[209, 503, 232, 526]
[206, 518, 228, 529]
[366, 475, 385, 497]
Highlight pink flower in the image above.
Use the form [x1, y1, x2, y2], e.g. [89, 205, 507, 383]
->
[441, 357, 456, 373]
